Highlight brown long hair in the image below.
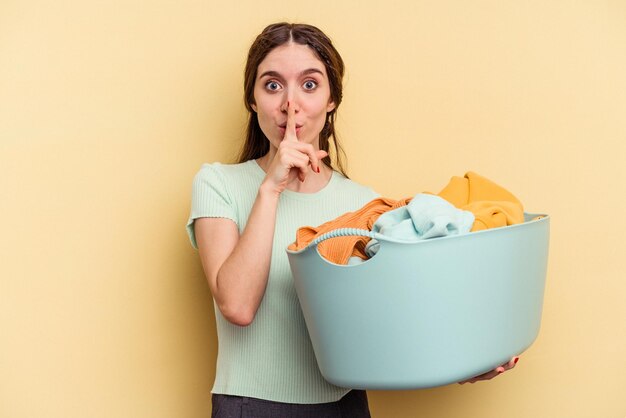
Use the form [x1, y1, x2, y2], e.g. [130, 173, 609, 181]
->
[238, 22, 349, 177]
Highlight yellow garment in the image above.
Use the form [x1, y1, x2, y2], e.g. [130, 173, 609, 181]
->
[437, 172, 524, 231]
[290, 172, 524, 264]
[287, 197, 411, 264]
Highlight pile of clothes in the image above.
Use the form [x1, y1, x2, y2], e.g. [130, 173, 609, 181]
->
[288, 172, 525, 265]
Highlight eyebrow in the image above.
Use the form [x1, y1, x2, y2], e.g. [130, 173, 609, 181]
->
[257, 68, 324, 80]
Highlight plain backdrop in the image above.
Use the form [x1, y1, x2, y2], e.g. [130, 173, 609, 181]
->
[1, 1, 625, 417]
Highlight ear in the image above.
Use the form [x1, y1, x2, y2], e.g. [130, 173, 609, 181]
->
[251, 103, 257, 112]
[326, 100, 336, 112]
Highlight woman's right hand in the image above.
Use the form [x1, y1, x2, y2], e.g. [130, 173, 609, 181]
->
[262, 101, 328, 194]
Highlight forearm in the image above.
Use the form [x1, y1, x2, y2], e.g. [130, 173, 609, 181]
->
[214, 183, 280, 325]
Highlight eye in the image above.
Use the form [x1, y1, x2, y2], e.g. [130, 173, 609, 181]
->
[303, 80, 318, 90]
[265, 81, 282, 91]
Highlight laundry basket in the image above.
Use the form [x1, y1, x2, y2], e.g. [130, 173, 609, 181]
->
[286, 213, 549, 389]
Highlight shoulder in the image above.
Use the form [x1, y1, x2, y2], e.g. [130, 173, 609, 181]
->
[194, 160, 254, 177]
[193, 160, 260, 186]
[332, 172, 380, 200]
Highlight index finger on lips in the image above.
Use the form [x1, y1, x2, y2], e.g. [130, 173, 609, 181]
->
[285, 101, 298, 142]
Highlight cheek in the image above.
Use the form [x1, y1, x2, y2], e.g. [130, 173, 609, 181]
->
[256, 95, 280, 118]
[253, 98, 281, 140]
[311, 100, 331, 127]
[256, 108, 274, 134]
[254, 102, 274, 125]
[299, 100, 330, 142]
[305, 96, 331, 118]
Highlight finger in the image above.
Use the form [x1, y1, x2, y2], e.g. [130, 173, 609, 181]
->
[285, 100, 298, 142]
[458, 358, 517, 385]
[299, 163, 308, 182]
[461, 374, 484, 384]
[289, 142, 324, 174]
[467, 368, 502, 383]
[499, 357, 518, 372]
[286, 150, 310, 183]
[312, 150, 328, 174]
[275, 145, 309, 184]
[306, 147, 321, 174]
[287, 162, 306, 183]
[317, 150, 328, 161]
[477, 369, 501, 382]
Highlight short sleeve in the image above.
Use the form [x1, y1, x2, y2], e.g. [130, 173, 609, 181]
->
[186, 164, 238, 249]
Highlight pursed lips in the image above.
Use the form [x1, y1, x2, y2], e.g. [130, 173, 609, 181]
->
[278, 123, 303, 136]
[279, 123, 303, 129]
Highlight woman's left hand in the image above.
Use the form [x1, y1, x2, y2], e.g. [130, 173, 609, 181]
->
[458, 356, 519, 384]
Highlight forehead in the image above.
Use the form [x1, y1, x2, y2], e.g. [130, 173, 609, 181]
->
[257, 43, 328, 77]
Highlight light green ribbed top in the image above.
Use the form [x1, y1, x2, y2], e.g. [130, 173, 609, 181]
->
[186, 159, 378, 404]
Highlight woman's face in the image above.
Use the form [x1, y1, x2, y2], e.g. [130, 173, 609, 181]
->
[252, 42, 335, 149]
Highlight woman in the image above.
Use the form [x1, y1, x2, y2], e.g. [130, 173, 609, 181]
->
[187, 22, 516, 418]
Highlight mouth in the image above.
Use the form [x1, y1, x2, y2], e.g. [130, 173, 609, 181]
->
[279, 123, 303, 129]
[278, 123, 303, 137]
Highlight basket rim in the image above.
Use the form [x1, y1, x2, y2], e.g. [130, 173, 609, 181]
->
[286, 212, 549, 256]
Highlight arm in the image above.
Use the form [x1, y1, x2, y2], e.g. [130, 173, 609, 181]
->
[195, 101, 326, 326]
[195, 184, 279, 326]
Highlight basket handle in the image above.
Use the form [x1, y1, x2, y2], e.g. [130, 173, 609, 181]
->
[307, 228, 380, 249]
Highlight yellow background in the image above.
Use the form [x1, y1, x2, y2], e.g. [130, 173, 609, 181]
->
[2, 1, 625, 417]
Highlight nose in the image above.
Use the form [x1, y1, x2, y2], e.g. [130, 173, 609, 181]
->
[280, 92, 300, 113]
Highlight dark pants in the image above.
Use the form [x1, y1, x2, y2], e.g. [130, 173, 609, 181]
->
[211, 390, 371, 418]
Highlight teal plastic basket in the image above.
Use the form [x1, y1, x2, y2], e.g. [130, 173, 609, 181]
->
[286, 213, 549, 389]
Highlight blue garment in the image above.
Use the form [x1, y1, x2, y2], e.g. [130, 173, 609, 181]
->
[363, 193, 475, 258]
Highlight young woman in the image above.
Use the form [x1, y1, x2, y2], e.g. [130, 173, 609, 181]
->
[187, 22, 516, 418]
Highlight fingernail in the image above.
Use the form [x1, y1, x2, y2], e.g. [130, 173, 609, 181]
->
[514, 357, 519, 364]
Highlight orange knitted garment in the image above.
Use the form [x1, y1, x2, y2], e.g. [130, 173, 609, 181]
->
[287, 197, 412, 264]
[288, 172, 524, 264]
